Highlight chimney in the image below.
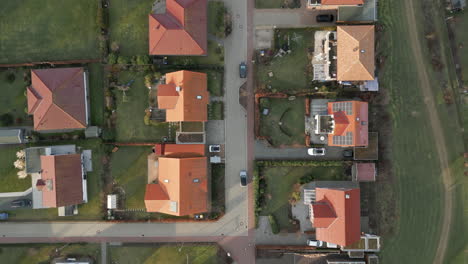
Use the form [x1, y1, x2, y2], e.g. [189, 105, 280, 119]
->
[36, 179, 46, 191]
[196, 95, 202, 100]
[345, 194, 350, 199]
[176, 86, 181, 92]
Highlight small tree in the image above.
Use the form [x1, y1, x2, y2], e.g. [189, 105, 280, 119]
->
[144, 74, 153, 88]
[17, 170, 28, 179]
[107, 53, 118, 64]
[136, 55, 150, 65]
[14, 159, 25, 170]
[117, 56, 129, 65]
[16, 150, 25, 159]
[0, 113, 13, 126]
[5, 73, 16, 83]
[110, 41, 120, 52]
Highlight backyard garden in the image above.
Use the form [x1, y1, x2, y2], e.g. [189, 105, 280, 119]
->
[0, 0, 100, 64]
[255, 28, 337, 94]
[258, 97, 305, 147]
[254, 160, 348, 232]
[0, 68, 32, 127]
[110, 243, 227, 264]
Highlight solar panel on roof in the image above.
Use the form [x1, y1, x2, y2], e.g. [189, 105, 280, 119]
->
[333, 131, 353, 145]
[332, 101, 353, 115]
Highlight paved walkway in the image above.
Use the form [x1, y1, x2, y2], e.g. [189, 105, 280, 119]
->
[101, 242, 107, 264]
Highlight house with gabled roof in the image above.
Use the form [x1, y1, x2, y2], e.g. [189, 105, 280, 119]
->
[149, 0, 207, 56]
[311, 187, 361, 246]
[27, 67, 89, 131]
[337, 25, 375, 81]
[157, 70, 209, 122]
[313, 101, 368, 147]
[144, 143, 208, 216]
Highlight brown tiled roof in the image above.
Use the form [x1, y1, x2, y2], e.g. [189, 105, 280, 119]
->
[40, 154, 83, 208]
[144, 154, 208, 216]
[312, 188, 361, 246]
[149, 0, 207, 55]
[322, 0, 364, 5]
[28, 68, 87, 131]
[337, 25, 375, 81]
[157, 70, 209, 122]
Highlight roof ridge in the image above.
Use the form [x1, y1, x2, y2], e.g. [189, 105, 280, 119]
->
[34, 103, 54, 130]
[53, 102, 86, 127]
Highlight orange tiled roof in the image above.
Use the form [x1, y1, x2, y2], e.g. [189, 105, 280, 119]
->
[153, 144, 205, 156]
[321, 0, 364, 5]
[311, 188, 361, 246]
[28, 68, 87, 131]
[40, 154, 84, 208]
[327, 101, 368, 147]
[157, 70, 209, 122]
[337, 25, 375, 81]
[144, 154, 208, 216]
[149, 0, 207, 55]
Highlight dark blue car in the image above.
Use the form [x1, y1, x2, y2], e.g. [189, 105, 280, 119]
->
[0, 212, 9, 220]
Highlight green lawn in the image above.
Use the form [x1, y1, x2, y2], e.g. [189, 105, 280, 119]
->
[110, 244, 224, 264]
[0, 243, 100, 264]
[111, 146, 151, 209]
[109, 0, 154, 57]
[88, 63, 105, 126]
[0, 68, 32, 126]
[376, 0, 466, 263]
[0, 145, 31, 193]
[6, 139, 106, 221]
[206, 70, 224, 97]
[259, 97, 305, 147]
[114, 70, 172, 142]
[180, 122, 204, 132]
[258, 162, 346, 231]
[169, 41, 224, 66]
[208, 102, 224, 120]
[255, 0, 288, 8]
[0, 0, 100, 64]
[256, 28, 323, 94]
[208, 1, 225, 39]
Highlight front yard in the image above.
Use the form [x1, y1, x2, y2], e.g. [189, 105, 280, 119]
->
[258, 97, 305, 147]
[113, 70, 174, 142]
[0, 145, 31, 193]
[255, 28, 336, 94]
[0, 0, 100, 64]
[0, 243, 100, 263]
[0, 68, 32, 127]
[255, 161, 348, 231]
[255, 0, 301, 8]
[110, 244, 227, 264]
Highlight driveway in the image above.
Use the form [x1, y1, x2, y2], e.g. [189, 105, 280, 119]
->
[0, 192, 32, 210]
[254, 140, 345, 160]
[254, 8, 336, 28]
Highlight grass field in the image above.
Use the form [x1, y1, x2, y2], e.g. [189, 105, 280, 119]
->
[0, 145, 31, 193]
[259, 163, 346, 231]
[256, 28, 319, 94]
[0, 243, 100, 264]
[376, 0, 467, 263]
[109, 0, 154, 57]
[111, 146, 151, 209]
[0, 68, 32, 126]
[114, 70, 172, 142]
[0, 0, 100, 64]
[6, 139, 106, 220]
[259, 97, 305, 147]
[110, 244, 224, 264]
[88, 63, 105, 126]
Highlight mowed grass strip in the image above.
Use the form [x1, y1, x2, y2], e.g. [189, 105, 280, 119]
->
[111, 146, 151, 209]
[377, 0, 465, 263]
[0, 0, 100, 64]
[110, 244, 222, 264]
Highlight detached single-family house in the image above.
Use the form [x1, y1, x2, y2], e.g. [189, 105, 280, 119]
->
[314, 101, 368, 147]
[25, 145, 90, 215]
[157, 70, 209, 122]
[311, 187, 361, 246]
[149, 0, 207, 55]
[27, 68, 89, 131]
[337, 25, 375, 81]
[145, 144, 208, 216]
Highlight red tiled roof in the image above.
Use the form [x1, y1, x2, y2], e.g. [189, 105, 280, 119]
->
[40, 154, 83, 208]
[144, 155, 208, 216]
[153, 144, 205, 156]
[157, 71, 209, 122]
[354, 163, 376, 181]
[328, 101, 368, 147]
[312, 188, 361, 246]
[321, 0, 364, 5]
[28, 68, 87, 131]
[149, 0, 207, 55]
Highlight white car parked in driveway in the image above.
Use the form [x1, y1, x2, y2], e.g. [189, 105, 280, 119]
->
[307, 147, 325, 156]
[307, 239, 324, 247]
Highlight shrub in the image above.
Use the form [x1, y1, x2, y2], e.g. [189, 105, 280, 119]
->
[290, 191, 301, 203]
[299, 174, 314, 184]
[117, 56, 129, 65]
[5, 73, 16, 83]
[107, 53, 117, 64]
[0, 113, 14, 126]
[136, 55, 150, 65]
[101, 128, 116, 141]
[269, 215, 280, 234]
